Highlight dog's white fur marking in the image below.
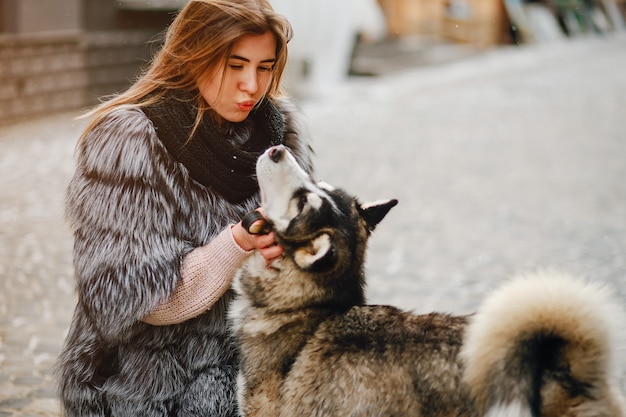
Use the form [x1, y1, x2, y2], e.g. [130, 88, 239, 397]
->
[361, 199, 395, 210]
[257, 147, 339, 232]
[229, 280, 249, 334]
[484, 402, 532, 417]
[229, 253, 276, 333]
[294, 233, 331, 269]
[256, 147, 310, 231]
[316, 181, 335, 192]
[236, 373, 247, 417]
[306, 193, 323, 210]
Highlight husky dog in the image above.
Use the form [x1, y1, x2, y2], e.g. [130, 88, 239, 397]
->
[230, 145, 626, 417]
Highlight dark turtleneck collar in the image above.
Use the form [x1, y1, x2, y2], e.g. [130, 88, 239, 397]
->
[143, 91, 285, 204]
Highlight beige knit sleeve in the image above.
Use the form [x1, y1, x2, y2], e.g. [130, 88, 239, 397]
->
[142, 226, 252, 326]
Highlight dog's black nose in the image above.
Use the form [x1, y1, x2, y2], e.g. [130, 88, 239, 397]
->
[268, 145, 284, 163]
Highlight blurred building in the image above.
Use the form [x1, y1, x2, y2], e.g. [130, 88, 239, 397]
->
[1, 0, 623, 124]
[0, 0, 180, 124]
[379, 0, 511, 45]
[272, 0, 387, 97]
[377, 0, 625, 45]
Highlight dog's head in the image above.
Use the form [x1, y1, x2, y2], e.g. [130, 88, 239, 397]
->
[242, 145, 397, 309]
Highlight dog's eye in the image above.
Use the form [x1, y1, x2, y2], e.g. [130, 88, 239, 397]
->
[297, 195, 308, 211]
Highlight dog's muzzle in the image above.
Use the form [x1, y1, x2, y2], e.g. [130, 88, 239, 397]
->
[268, 145, 285, 163]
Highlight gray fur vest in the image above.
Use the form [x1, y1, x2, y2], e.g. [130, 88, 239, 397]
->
[57, 98, 314, 417]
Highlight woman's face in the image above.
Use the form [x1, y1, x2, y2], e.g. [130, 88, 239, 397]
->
[198, 31, 277, 123]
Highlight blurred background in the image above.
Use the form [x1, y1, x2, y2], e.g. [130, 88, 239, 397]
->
[1, 0, 624, 123]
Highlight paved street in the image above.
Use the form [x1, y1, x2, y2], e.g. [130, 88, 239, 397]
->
[1, 34, 625, 415]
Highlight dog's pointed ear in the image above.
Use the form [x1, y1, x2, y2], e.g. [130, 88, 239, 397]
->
[359, 199, 398, 231]
[293, 233, 336, 271]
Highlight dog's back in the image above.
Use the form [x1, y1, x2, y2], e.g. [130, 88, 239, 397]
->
[278, 307, 473, 416]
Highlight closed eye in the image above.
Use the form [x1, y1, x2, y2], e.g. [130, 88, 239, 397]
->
[228, 64, 273, 72]
[297, 194, 308, 211]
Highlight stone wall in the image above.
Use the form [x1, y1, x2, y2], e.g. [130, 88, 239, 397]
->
[0, 29, 159, 124]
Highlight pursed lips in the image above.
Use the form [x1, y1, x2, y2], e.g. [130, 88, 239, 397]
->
[238, 100, 255, 112]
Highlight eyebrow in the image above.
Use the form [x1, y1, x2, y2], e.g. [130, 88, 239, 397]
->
[229, 55, 276, 64]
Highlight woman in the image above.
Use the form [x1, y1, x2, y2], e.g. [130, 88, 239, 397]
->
[57, 1, 314, 416]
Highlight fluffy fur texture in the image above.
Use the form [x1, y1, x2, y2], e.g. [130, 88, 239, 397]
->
[57, 99, 313, 417]
[462, 271, 626, 417]
[231, 146, 626, 417]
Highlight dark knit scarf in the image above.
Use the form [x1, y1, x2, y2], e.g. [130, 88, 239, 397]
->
[143, 92, 285, 204]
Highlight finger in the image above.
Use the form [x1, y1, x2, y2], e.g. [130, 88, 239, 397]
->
[242, 211, 271, 235]
[254, 232, 278, 249]
[248, 219, 269, 235]
[259, 244, 283, 261]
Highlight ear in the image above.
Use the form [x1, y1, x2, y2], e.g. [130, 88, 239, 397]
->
[293, 233, 336, 271]
[359, 199, 398, 231]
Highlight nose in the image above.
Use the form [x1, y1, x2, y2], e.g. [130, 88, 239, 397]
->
[239, 69, 259, 94]
[268, 145, 285, 163]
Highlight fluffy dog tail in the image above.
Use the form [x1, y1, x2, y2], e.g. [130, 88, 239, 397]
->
[461, 271, 626, 417]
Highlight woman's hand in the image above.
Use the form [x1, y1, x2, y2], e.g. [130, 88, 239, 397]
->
[232, 211, 283, 266]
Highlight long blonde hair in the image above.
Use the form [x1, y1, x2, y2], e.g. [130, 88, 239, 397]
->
[79, 0, 293, 140]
